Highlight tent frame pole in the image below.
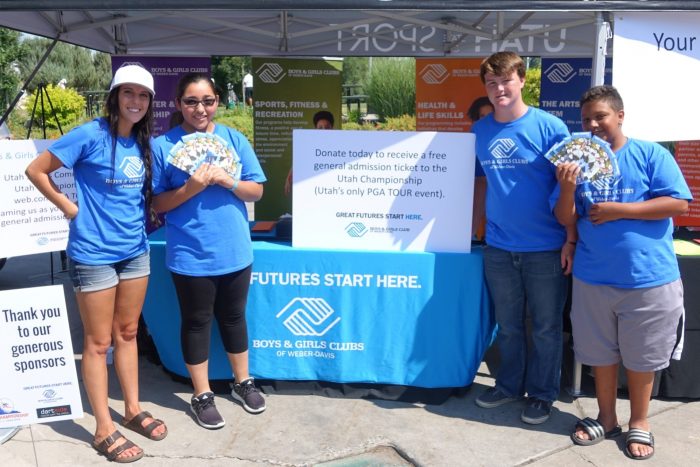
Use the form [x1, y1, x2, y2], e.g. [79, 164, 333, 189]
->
[0, 36, 60, 127]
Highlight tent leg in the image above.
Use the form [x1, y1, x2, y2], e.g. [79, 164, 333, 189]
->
[591, 12, 610, 87]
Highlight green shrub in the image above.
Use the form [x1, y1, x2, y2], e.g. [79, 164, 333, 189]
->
[365, 58, 415, 120]
[214, 106, 254, 144]
[523, 67, 541, 107]
[342, 121, 366, 131]
[347, 108, 362, 124]
[381, 115, 416, 131]
[25, 84, 85, 137]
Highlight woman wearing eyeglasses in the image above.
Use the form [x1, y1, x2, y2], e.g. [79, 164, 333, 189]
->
[151, 73, 267, 429]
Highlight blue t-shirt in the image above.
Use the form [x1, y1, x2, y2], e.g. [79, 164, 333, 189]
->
[152, 124, 266, 276]
[473, 107, 570, 252]
[572, 138, 692, 288]
[48, 118, 148, 265]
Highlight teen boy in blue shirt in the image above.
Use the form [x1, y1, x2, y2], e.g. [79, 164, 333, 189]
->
[472, 51, 575, 424]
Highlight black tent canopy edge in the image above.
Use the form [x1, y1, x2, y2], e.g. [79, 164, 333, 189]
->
[2, 0, 700, 11]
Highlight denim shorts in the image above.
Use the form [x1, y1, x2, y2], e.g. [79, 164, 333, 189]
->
[69, 250, 150, 292]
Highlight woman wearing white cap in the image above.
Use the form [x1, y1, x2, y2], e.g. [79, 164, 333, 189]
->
[25, 64, 166, 463]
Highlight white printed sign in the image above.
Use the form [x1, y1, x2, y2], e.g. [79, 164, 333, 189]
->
[292, 130, 474, 252]
[0, 285, 83, 428]
[614, 12, 700, 142]
[0, 140, 75, 258]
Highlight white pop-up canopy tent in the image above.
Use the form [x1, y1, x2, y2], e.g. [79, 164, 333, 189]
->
[1, 0, 698, 58]
[2, 1, 700, 134]
[2, 1, 700, 396]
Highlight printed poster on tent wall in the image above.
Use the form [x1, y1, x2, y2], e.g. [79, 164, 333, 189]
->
[539, 57, 612, 133]
[112, 56, 211, 136]
[673, 141, 700, 227]
[415, 58, 485, 133]
[613, 12, 700, 142]
[252, 57, 343, 221]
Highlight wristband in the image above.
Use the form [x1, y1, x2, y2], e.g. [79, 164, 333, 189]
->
[231, 180, 239, 192]
[567, 241, 577, 245]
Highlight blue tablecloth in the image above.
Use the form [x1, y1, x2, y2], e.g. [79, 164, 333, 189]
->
[143, 230, 494, 388]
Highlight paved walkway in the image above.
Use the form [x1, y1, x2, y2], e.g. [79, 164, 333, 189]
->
[2, 253, 699, 466]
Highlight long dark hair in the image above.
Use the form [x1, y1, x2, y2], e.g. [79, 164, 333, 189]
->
[104, 87, 158, 226]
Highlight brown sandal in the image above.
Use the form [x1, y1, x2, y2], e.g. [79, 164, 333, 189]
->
[92, 430, 143, 463]
[123, 411, 168, 441]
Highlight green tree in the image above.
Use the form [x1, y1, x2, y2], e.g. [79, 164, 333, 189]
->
[0, 28, 24, 111]
[343, 57, 369, 87]
[18, 37, 111, 92]
[211, 56, 251, 104]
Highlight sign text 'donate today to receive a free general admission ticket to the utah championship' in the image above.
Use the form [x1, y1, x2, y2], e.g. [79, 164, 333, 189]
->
[292, 130, 475, 253]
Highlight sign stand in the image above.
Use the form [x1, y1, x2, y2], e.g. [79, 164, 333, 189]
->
[26, 83, 68, 285]
[0, 426, 19, 444]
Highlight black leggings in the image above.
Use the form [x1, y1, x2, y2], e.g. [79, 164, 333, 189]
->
[171, 266, 251, 365]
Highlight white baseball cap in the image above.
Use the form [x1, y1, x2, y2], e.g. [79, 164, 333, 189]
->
[110, 65, 155, 96]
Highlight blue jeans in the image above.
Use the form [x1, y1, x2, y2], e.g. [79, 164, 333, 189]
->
[483, 246, 568, 401]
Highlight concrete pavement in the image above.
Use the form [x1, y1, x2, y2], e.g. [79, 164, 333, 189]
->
[2, 253, 699, 466]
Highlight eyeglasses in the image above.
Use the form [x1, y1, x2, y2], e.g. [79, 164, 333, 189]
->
[181, 97, 217, 108]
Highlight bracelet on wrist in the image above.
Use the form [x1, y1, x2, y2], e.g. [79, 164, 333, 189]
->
[567, 241, 577, 245]
[231, 180, 239, 192]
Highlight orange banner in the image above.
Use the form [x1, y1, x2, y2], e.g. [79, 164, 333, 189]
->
[674, 141, 700, 226]
[415, 58, 486, 133]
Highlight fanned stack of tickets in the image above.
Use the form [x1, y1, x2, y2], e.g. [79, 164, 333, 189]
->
[168, 132, 241, 180]
[545, 132, 619, 186]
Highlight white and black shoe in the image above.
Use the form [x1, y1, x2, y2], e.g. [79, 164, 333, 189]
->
[231, 378, 266, 414]
[190, 391, 225, 429]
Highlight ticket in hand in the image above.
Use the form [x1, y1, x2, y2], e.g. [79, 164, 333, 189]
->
[545, 132, 619, 185]
[167, 132, 241, 180]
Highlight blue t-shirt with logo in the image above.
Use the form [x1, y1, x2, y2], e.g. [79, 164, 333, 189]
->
[473, 107, 570, 252]
[572, 138, 692, 288]
[152, 124, 266, 276]
[48, 118, 148, 265]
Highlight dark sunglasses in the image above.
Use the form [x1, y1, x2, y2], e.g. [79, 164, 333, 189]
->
[181, 97, 217, 108]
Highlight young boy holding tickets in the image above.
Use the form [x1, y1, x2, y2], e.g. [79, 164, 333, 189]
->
[555, 85, 691, 460]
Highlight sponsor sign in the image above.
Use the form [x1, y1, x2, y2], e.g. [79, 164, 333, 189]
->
[0, 140, 75, 258]
[292, 130, 474, 252]
[252, 57, 343, 220]
[614, 12, 700, 141]
[415, 58, 485, 133]
[0, 285, 82, 428]
[111, 56, 211, 136]
[540, 57, 612, 132]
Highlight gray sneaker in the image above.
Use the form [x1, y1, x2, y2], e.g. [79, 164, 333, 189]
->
[191, 391, 225, 429]
[521, 397, 552, 424]
[475, 387, 518, 408]
[231, 378, 266, 414]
